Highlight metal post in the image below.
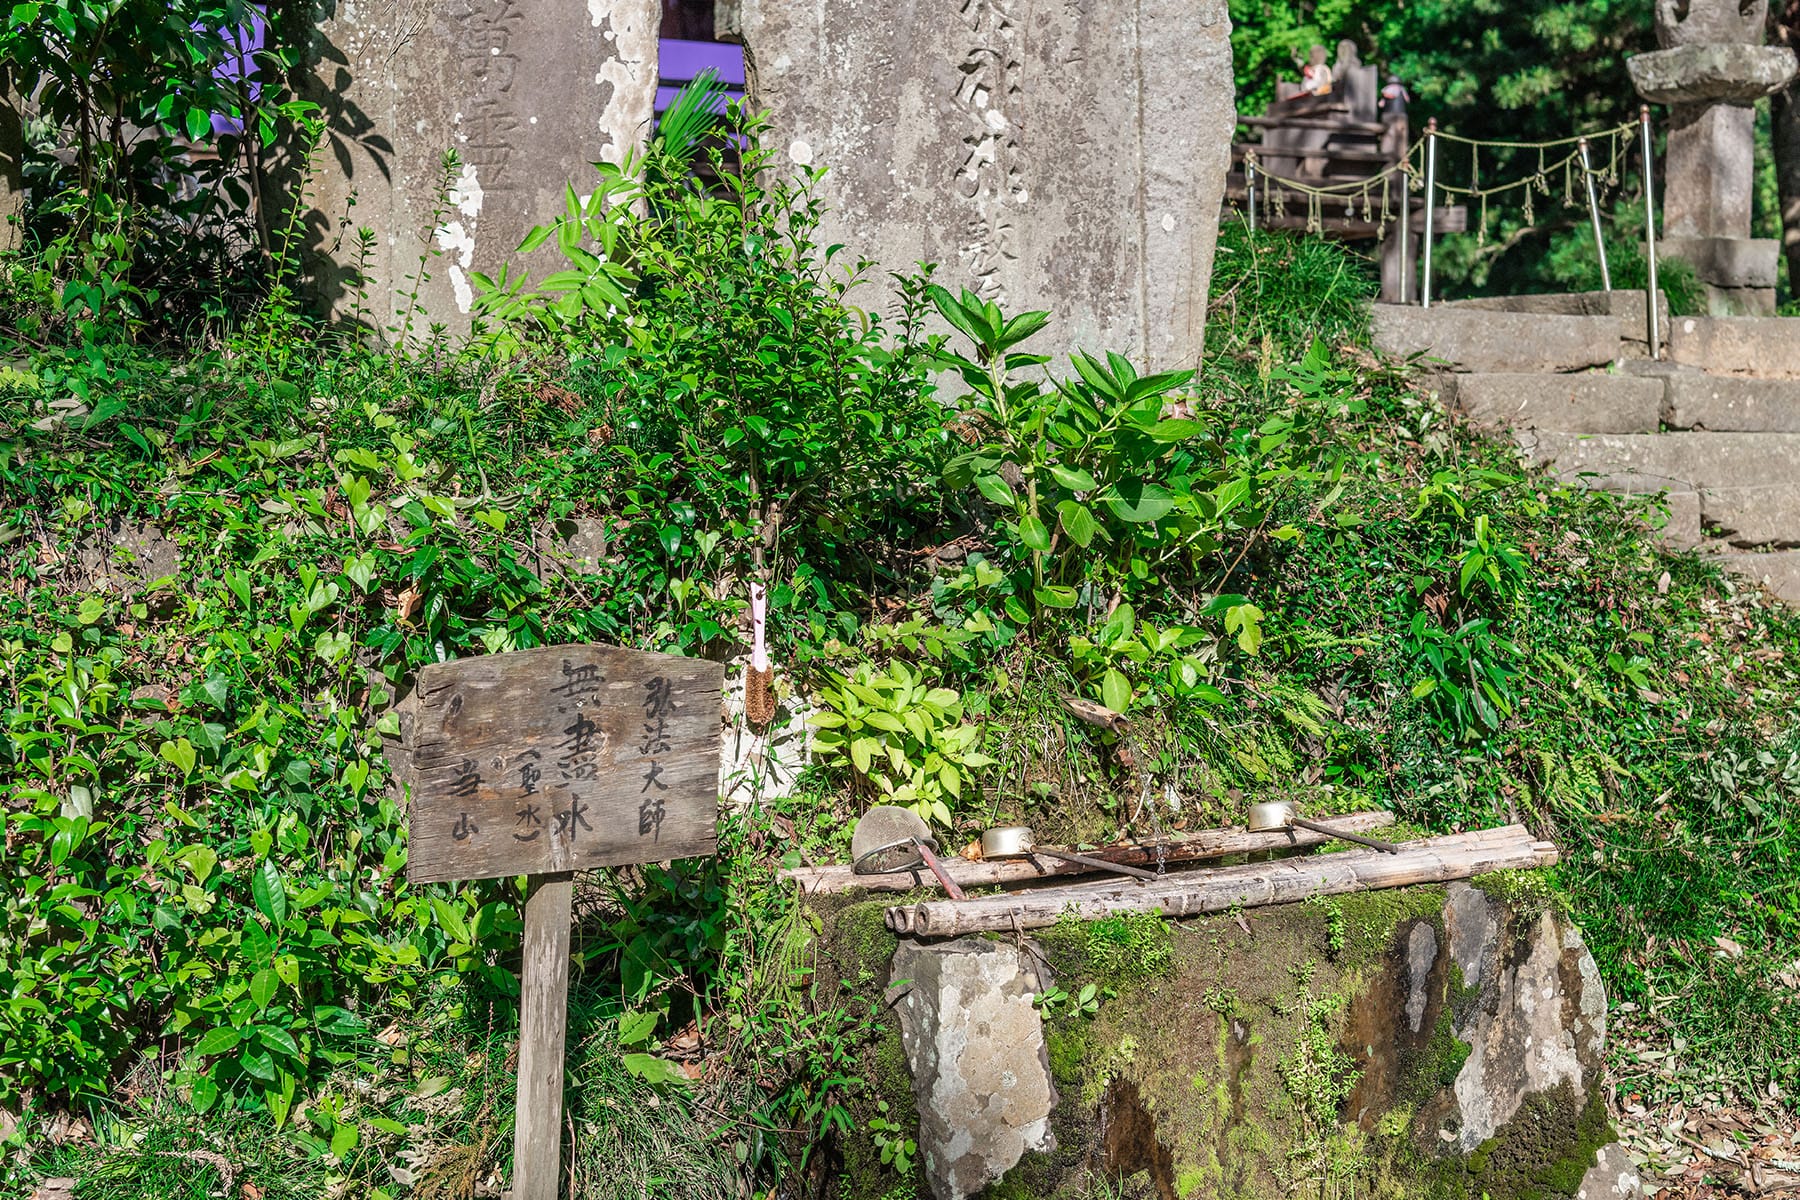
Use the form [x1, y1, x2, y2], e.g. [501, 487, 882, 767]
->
[1640, 105, 1661, 360]
[1246, 152, 1257, 233]
[1421, 118, 1438, 309]
[1578, 138, 1612, 292]
[1398, 164, 1412, 304]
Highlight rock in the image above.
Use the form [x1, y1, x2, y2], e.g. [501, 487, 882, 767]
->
[1628, 44, 1797, 105]
[1519, 430, 1800, 491]
[0, 73, 20, 254]
[530, 517, 609, 579]
[888, 937, 1057, 1200]
[1670, 316, 1800, 377]
[1578, 1140, 1645, 1200]
[1715, 548, 1800, 603]
[718, 661, 813, 808]
[860, 880, 1630, 1198]
[1434, 885, 1607, 1153]
[74, 519, 181, 601]
[1405, 920, 1438, 1035]
[297, 0, 658, 337]
[736, 0, 1236, 371]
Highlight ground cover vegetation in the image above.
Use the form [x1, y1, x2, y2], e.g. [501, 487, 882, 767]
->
[0, 65, 1798, 1200]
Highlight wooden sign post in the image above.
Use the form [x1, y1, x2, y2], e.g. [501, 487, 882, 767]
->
[406, 644, 724, 1200]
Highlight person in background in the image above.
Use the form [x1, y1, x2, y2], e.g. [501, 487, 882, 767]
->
[1380, 75, 1410, 118]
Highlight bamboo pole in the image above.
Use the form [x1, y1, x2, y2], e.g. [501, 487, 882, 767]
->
[883, 826, 1556, 937]
[781, 812, 1399, 896]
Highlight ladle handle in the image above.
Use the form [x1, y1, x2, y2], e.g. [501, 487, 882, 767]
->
[914, 839, 969, 900]
[1290, 816, 1400, 854]
[1032, 848, 1160, 882]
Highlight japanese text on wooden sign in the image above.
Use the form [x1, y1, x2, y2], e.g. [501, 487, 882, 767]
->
[406, 644, 724, 884]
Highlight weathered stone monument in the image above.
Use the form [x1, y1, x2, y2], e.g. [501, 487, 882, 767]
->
[298, 0, 658, 336]
[734, 0, 1237, 370]
[1628, 0, 1798, 315]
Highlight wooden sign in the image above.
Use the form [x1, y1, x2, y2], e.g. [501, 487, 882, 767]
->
[407, 644, 723, 884]
[403, 643, 723, 1200]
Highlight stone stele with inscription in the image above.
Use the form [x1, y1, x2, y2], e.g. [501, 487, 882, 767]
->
[736, 0, 1237, 371]
[297, 0, 658, 338]
[406, 644, 723, 884]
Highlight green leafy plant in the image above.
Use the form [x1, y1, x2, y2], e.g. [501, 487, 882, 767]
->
[809, 662, 995, 827]
[866, 1098, 917, 1175]
[1033, 981, 1101, 1019]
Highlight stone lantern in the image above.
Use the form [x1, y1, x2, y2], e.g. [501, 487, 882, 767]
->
[1627, 0, 1797, 314]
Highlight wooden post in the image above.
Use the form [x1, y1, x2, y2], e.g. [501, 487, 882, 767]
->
[512, 872, 574, 1200]
[403, 643, 725, 1200]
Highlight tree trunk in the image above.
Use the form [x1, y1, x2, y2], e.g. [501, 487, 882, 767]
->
[1776, 4, 1800, 297]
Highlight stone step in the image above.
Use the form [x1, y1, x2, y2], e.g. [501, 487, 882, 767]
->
[1663, 373, 1800, 431]
[1372, 306, 1627, 373]
[1441, 289, 1664, 351]
[1453, 373, 1661, 433]
[1698, 486, 1800, 548]
[1518, 431, 1800, 491]
[1713, 550, 1800, 604]
[1668, 316, 1800, 378]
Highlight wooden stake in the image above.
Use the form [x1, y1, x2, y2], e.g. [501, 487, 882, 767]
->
[512, 872, 573, 1200]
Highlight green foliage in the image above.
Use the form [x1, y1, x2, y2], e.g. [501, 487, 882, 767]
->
[1034, 980, 1102, 1020]
[931, 285, 1245, 620]
[3, 1, 320, 337]
[475, 101, 945, 636]
[809, 662, 994, 828]
[866, 1098, 917, 1176]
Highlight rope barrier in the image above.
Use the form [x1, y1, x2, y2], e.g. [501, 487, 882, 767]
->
[1241, 116, 1638, 246]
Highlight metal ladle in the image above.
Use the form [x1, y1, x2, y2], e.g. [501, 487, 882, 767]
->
[1247, 801, 1400, 854]
[980, 825, 1160, 882]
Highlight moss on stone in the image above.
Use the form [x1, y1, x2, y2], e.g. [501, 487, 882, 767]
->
[1333, 885, 1447, 970]
[1471, 869, 1563, 921]
[1037, 910, 1174, 987]
[1446, 1083, 1614, 1200]
[801, 895, 920, 1200]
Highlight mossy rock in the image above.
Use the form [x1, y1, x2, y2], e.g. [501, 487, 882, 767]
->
[952, 881, 1617, 1200]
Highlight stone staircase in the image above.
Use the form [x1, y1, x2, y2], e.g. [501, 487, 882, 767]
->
[1373, 292, 1800, 603]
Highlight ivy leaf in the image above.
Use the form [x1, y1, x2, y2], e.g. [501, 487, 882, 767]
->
[1048, 464, 1097, 492]
[1056, 501, 1099, 548]
[159, 738, 197, 780]
[1104, 480, 1174, 524]
[619, 1011, 658, 1047]
[975, 473, 1018, 509]
[622, 1053, 690, 1087]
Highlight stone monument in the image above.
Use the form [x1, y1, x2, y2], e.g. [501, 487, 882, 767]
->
[734, 0, 1236, 370]
[1628, 0, 1798, 314]
[297, 0, 659, 338]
